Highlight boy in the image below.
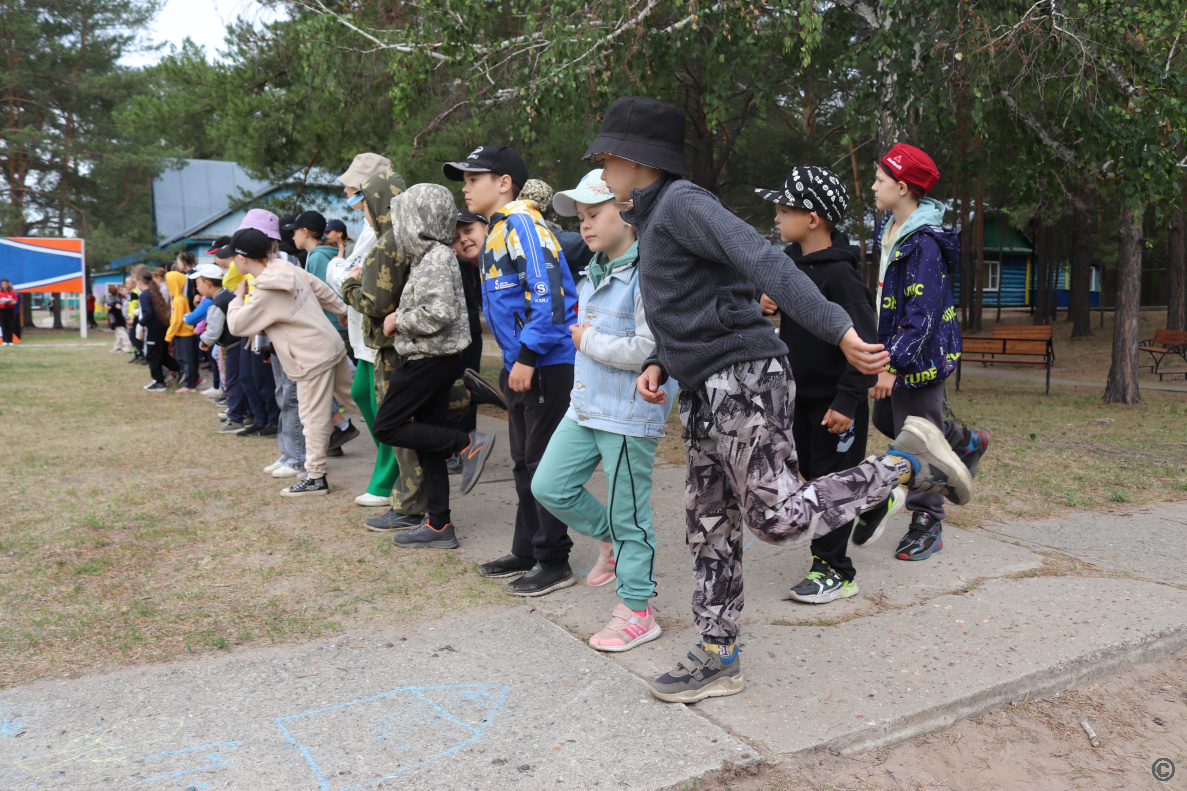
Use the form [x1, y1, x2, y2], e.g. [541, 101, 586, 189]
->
[370, 184, 494, 549]
[443, 144, 579, 596]
[225, 227, 358, 497]
[585, 96, 973, 703]
[755, 166, 896, 604]
[191, 262, 246, 432]
[869, 144, 990, 561]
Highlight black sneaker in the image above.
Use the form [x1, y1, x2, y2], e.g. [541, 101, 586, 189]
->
[447, 452, 463, 475]
[458, 431, 495, 494]
[505, 562, 576, 597]
[463, 368, 507, 410]
[143, 381, 167, 392]
[649, 643, 744, 703]
[477, 553, 537, 578]
[281, 476, 330, 497]
[327, 446, 344, 457]
[237, 423, 263, 437]
[393, 521, 459, 549]
[127, 356, 142, 364]
[329, 421, 360, 450]
[365, 510, 426, 532]
[896, 512, 943, 561]
[956, 427, 991, 478]
[852, 486, 907, 548]
[259, 424, 279, 437]
[788, 557, 858, 604]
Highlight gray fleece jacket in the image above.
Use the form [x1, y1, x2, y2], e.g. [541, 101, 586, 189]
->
[624, 175, 854, 390]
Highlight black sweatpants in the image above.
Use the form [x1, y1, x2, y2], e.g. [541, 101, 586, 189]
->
[457, 334, 482, 434]
[0, 307, 14, 343]
[373, 354, 470, 526]
[144, 325, 180, 384]
[791, 398, 870, 582]
[503, 363, 574, 566]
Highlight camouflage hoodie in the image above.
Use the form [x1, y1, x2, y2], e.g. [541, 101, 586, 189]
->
[390, 184, 469, 360]
[340, 169, 408, 351]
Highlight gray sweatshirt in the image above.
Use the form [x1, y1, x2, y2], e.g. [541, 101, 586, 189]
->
[623, 175, 853, 390]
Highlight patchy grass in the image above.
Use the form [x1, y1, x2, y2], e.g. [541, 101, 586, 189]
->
[0, 344, 508, 686]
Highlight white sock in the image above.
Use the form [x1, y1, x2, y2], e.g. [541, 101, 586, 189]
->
[334, 419, 350, 431]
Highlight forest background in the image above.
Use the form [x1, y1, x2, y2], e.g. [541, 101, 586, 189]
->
[3, 0, 1186, 403]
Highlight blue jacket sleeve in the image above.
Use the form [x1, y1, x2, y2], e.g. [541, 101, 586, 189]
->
[886, 236, 946, 374]
[505, 212, 571, 366]
[183, 299, 210, 326]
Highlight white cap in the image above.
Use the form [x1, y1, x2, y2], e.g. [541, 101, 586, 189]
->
[187, 262, 225, 281]
[552, 169, 615, 217]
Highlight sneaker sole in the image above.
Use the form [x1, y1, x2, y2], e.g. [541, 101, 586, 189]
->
[272, 470, 300, 478]
[901, 417, 974, 505]
[853, 487, 907, 549]
[478, 567, 533, 579]
[788, 583, 859, 604]
[464, 368, 508, 410]
[458, 436, 496, 496]
[897, 539, 943, 561]
[354, 496, 391, 507]
[505, 575, 577, 597]
[587, 572, 617, 588]
[394, 539, 460, 549]
[650, 673, 745, 704]
[365, 521, 424, 533]
[590, 623, 662, 653]
[280, 488, 328, 497]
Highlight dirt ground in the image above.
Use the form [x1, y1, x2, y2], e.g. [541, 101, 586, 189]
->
[682, 647, 1187, 791]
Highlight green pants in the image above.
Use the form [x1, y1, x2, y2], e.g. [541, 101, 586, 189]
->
[532, 416, 659, 611]
[352, 360, 401, 498]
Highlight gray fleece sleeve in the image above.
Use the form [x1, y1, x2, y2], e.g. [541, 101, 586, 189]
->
[201, 304, 225, 346]
[676, 191, 853, 345]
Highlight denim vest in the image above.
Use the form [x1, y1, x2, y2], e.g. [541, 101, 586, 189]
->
[567, 257, 677, 438]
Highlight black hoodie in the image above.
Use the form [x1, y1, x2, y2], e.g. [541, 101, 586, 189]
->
[779, 230, 877, 418]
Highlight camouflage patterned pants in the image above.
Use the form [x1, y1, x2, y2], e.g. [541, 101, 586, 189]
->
[681, 357, 900, 643]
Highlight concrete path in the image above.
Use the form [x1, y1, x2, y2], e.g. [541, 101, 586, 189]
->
[4, 413, 1187, 790]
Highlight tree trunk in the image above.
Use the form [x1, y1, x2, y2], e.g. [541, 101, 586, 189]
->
[51, 293, 63, 329]
[850, 143, 872, 290]
[958, 190, 970, 328]
[1103, 206, 1144, 404]
[1070, 183, 1094, 337]
[1168, 211, 1186, 332]
[973, 187, 985, 331]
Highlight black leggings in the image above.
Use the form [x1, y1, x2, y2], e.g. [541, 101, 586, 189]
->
[144, 326, 180, 383]
[0, 307, 15, 343]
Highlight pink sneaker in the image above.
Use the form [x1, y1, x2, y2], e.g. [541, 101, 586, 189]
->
[175, 386, 198, 393]
[589, 604, 661, 652]
[587, 540, 616, 587]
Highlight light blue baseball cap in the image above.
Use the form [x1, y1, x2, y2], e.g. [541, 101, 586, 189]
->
[552, 169, 615, 217]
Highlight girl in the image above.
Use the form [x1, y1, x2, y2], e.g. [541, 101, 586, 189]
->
[166, 271, 201, 392]
[531, 169, 677, 652]
[107, 283, 132, 353]
[136, 270, 181, 391]
[0, 279, 18, 345]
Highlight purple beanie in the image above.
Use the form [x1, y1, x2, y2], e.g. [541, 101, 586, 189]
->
[239, 209, 281, 241]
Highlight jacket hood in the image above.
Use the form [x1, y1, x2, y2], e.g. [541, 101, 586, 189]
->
[360, 169, 408, 238]
[898, 197, 947, 242]
[165, 271, 188, 300]
[390, 183, 458, 261]
[250, 257, 299, 291]
[785, 230, 859, 270]
[894, 198, 959, 274]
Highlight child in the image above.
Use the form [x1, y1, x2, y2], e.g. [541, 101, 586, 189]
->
[107, 284, 132, 353]
[755, 167, 896, 604]
[584, 96, 974, 703]
[369, 183, 493, 548]
[325, 219, 351, 254]
[449, 209, 493, 459]
[192, 262, 244, 430]
[532, 169, 677, 651]
[225, 227, 358, 496]
[136, 269, 180, 391]
[443, 144, 579, 596]
[869, 144, 990, 561]
[0, 279, 18, 345]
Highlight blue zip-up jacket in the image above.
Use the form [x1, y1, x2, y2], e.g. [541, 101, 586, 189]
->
[873, 198, 962, 389]
[183, 298, 209, 327]
[481, 200, 578, 371]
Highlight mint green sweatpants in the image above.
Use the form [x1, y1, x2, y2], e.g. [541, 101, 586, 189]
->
[532, 416, 659, 611]
[352, 359, 401, 498]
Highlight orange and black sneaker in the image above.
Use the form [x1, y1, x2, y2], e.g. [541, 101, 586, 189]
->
[458, 431, 495, 495]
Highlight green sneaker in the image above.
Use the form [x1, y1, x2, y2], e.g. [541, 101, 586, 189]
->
[788, 557, 859, 604]
[852, 486, 907, 548]
[649, 643, 744, 703]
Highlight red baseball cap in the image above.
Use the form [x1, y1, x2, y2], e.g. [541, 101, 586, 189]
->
[879, 143, 939, 196]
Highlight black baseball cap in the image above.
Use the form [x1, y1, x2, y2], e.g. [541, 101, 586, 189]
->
[754, 166, 850, 223]
[281, 210, 327, 236]
[442, 145, 529, 188]
[205, 235, 232, 255]
[231, 227, 272, 260]
[583, 97, 689, 177]
[325, 219, 348, 235]
[456, 208, 488, 226]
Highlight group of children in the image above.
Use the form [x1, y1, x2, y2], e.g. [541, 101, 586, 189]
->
[109, 95, 991, 705]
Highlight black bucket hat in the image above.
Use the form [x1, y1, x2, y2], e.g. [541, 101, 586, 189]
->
[582, 96, 688, 177]
[754, 166, 849, 223]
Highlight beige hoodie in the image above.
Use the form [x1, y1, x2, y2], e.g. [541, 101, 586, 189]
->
[226, 257, 348, 381]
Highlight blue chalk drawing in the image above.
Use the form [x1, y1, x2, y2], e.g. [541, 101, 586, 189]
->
[139, 741, 242, 783]
[276, 684, 508, 791]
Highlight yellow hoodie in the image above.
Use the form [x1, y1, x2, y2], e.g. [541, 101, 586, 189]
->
[165, 271, 195, 341]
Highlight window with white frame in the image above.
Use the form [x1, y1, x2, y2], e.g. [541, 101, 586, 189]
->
[1090, 265, 1101, 292]
[984, 258, 1001, 292]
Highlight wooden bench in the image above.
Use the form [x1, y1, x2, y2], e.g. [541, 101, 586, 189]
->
[956, 337, 1054, 394]
[1139, 328, 1187, 374]
[992, 324, 1054, 363]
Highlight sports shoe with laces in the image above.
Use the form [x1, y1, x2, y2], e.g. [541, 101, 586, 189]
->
[175, 386, 198, 394]
[505, 562, 576, 597]
[477, 553, 536, 578]
[354, 492, 390, 507]
[650, 643, 744, 703]
[458, 431, 495, 495]
[463, 368, 507, 410]
[259, 424, 279, 437]
[589, 604, 661, 652]
[393, 520, 459, 549]
[328, 421, 360, 450]
[236, 423, 263, 437]
[852, 485, 907, 548]
[280, 476, 329, 497]
[264, 459, 285, 474]
[144, 381, 167, 392]
[788, 557, 858, 604]
[271, 463, 301, 478]
[365, 509, 426, 532]
[587, 540, 616, 587]
[896, 512, 943, 561]
[886, 416, 973, 505]
[214, 420, 244, 434]
[446, 452, 463, 475]
[956, 427, 991, 477]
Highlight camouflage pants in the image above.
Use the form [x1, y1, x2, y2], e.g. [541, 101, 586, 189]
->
[374, 346, 472, 517]
[682, 357, 900, 643]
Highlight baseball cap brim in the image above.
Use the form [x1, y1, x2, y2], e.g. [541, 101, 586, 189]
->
[442, 161, 492, 181]
[552, 187, 615, 218]
[754, 187, 797, 206]
[582, 136, 689, 177]
[214, 244, 234, 259]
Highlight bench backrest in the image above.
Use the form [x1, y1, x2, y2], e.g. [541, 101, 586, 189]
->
[1151, 328, 1187, 346]
[992, 324, 1053, 340]
[962, 337, 1049, 357]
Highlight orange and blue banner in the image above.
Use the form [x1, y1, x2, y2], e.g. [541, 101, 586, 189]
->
[0, 237, 85, 293]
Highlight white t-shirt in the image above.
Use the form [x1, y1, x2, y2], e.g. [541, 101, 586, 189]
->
[876, 219, 904, 309]
[326, 222, 379, 364]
